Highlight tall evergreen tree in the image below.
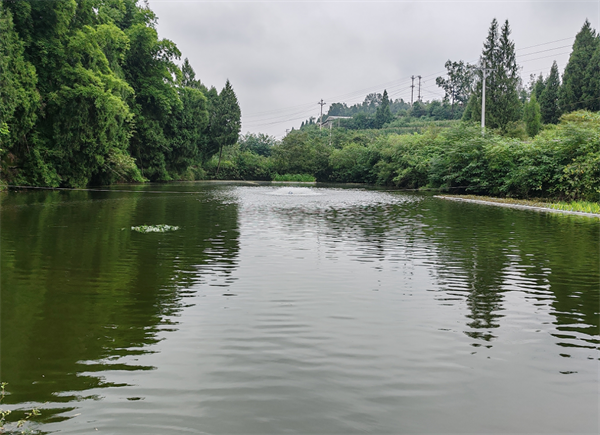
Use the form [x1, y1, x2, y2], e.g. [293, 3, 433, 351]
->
[532, 73, 545, 100]
[559, 19, 598, 112]
[523, 93, 541, 137]
[582, 36, 600, 112]
[539, 61, 561, 124]
[213, 79, 241, 175]
[495, 20, 521, 126]
[468, 19, 521, 131]
[375, 89, 392, 128]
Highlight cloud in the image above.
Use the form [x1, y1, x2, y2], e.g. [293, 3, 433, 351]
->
[149, 0, 599, 137]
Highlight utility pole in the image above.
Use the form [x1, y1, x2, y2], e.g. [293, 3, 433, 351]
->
[417, 75, 422, 101]
[318, 99, 326, 130]
[480, 63, 489, 135]
[410, 76, 415, 105]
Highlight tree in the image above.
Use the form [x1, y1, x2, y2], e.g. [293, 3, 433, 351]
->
[560, 20, 598, 112]
[582, 36, 600, 112]
[539, 61, 561, 124]
[532, 73, 546, 99]
[523, 94, 541, 137]
[375, 89, 393, 128]
[124, 13, 182, 181]
[362, 93, 382, 113]
[213, 79, 241, 175]
[239, 133, 276, 157]
[436, 60, 475, 113]
[468, 19, 522, 131]
[0, 2, 39, 170]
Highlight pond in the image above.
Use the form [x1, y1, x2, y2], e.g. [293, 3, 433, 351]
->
[1, 182, 598, 434]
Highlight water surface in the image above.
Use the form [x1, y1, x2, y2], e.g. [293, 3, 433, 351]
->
[1, 183, 598, 434]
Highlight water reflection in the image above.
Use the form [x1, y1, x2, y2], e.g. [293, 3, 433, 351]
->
[420, 199, 599, 353]
[244, 186, 599, 353]
[0, 185, 240, 418]
[1, 184, 598, 433]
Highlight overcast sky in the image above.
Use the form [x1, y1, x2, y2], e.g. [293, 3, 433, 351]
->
[148, 0, 600, 138]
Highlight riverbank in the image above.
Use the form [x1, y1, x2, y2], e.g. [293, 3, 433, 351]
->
[435, 194, 600, 218]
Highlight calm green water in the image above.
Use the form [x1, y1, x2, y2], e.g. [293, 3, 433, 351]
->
[1, 183, 598, 434]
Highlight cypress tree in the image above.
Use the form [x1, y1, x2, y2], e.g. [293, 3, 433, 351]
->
[213, 79, 241, 175]
[559, 20, 598, 112]
[539, 61, 561, 124]
[470, 19, 521, 131]
[375, 89, 392, 128]
[495, 20, 521, 128]
[582, 37, 600, 112]
[533, 73, 545, 100]
[523, 94, 541, 137]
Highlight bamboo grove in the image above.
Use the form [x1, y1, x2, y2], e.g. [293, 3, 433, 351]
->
[0, 0, 241, 187]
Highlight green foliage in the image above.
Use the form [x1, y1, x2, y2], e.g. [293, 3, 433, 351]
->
[0, 0, 235, 187]
[582, 38, 600, 112]
[547, 201, 600, 214]
[532, 73, 545, 100]
[560, 20, 599, 112]
[124, 19, 181, 181]
[374, 89, 393, 128]
[0, 2, 39, 181]
[212, 79, 242, 175]
[272, 173, 316, 182]
[469, 19, 522, 131]
[539, 61, 561, 124]
[204, 143, 273, 180]
[436, 60, 475, 111]
[238, 132, 276, 157]
[271, 129, 333, 181]
[523, 94, 541, 137]
[0, 382, 41, 434]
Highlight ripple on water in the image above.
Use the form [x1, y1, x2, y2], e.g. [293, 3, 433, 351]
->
[2, 184, 598, 434]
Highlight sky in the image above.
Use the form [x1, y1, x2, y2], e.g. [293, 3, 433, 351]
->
[147, 0, 600, 138]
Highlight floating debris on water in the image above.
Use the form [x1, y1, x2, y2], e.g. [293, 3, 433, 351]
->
[131, 224, 179, 233]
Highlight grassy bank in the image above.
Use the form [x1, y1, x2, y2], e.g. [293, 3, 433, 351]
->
[436, 194, 600, 215]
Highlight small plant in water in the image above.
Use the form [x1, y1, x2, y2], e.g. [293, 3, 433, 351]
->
[0, 383, 41, 434]
[131, 224, 180, 233]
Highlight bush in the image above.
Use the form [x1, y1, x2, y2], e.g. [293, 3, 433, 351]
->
[272, 173, 316, 182]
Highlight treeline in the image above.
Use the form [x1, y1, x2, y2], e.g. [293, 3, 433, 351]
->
[211, 111, 599, 201]
[301, 91, 461, 131]
[305, 19, 600, 135]
[212, 18, 599, 201]
[0, 0, 240, 187]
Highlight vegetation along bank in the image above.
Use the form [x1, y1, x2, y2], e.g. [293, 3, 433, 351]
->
[1, 2, 598, 203]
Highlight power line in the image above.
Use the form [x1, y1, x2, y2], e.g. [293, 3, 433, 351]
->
[244, 33, 577, 132]
[517, 37, 574, 52]
[520, 51, 571, 64]
[518, 44, 573, 57]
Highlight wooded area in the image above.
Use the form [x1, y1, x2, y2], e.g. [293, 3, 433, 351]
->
[0, 0, 241, 187]
[1, 3, 598, 201]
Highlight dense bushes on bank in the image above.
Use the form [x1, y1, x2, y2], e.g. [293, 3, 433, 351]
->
[215, 111, 599, 201]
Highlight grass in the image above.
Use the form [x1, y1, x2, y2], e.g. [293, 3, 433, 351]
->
[439, 194, 600, 215]
[546, 201, 600, 214]
[272, 173, 316, 182]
